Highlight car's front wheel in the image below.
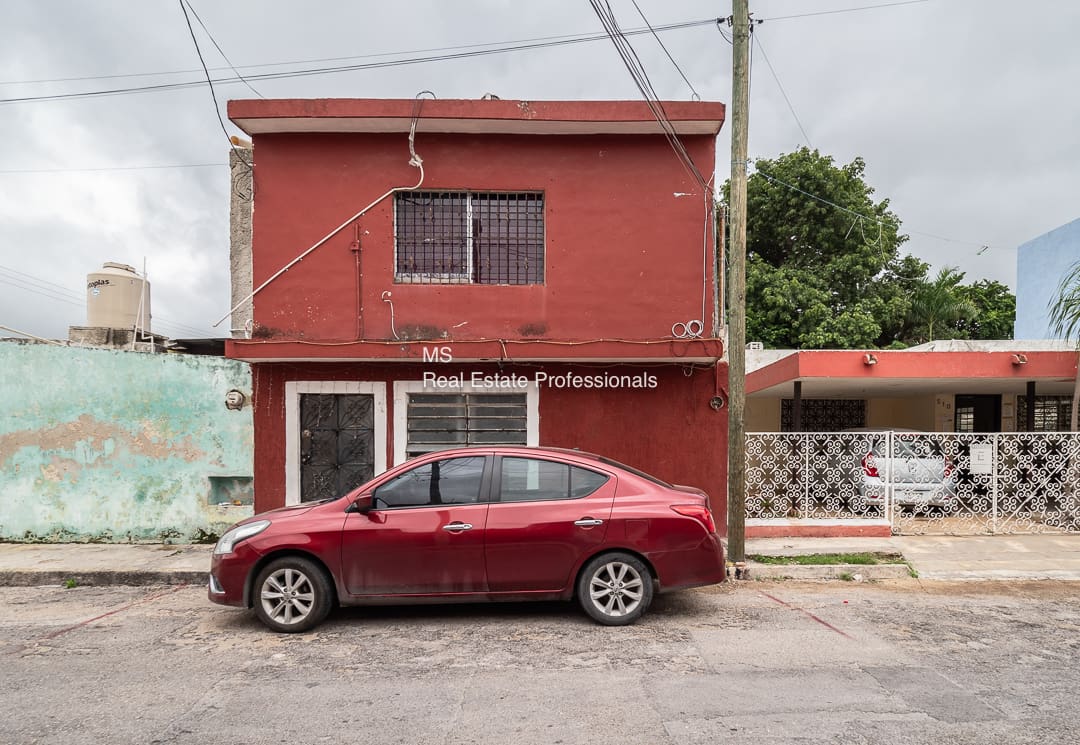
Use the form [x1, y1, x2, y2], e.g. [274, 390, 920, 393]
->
[577, 552, 653, 626]
[253, 556, 333, 633]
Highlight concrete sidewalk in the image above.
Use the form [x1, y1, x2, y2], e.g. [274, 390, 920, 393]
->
[0, 543, 211, 587]
[1, 534, 1079, 586]
[745, 534, 1080, 581]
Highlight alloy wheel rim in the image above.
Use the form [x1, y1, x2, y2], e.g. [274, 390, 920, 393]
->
[588, 561, 644, 617]
[260, 568, 315, 626]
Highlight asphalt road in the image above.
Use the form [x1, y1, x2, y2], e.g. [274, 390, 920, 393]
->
[1, 580, 1078, 744]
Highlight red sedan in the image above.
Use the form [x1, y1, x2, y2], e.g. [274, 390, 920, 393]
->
[209, 447, 725, 632]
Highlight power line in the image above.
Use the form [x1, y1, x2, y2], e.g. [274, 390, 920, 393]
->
[752, 34, 812, 149]
[629, 0, 700, 100]
[177, 0, 252, 170]
[0, 265, 213, 337]
[588, 0, 708, 192]
[763, 0, 930, 22]
[0, 17, 717, 88]
[755, 168, 989, 248]
[0, 17, 720, 106]
[0, 163, 225, 174]
[181, 0, 263, 99]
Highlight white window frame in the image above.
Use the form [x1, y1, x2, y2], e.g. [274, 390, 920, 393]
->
[392, 379, 539, 466]
[284, 381, 388, 506]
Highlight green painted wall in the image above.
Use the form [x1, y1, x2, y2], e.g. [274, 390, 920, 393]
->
[0, 342, 254, 542]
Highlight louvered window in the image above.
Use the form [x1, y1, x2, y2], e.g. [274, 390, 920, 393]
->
[405, 393, 528, 459]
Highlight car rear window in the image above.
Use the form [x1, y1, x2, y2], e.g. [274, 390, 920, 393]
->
[498, 458, 610, 502]
[594, 456, 672, 488]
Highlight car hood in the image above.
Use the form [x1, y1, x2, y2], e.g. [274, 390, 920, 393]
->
[239, 500, 332, 525]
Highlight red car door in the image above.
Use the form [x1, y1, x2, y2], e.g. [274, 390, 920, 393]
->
[340, 455, 490, 596]
[484, 455, 616, 593]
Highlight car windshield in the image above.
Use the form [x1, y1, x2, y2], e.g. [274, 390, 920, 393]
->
[595, 456, 672, 488]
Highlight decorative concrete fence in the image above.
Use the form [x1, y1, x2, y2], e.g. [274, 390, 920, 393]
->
[746, 431, 1080, 535]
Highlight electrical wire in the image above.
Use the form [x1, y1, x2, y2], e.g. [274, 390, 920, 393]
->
[588, 0, 708, 192]
[181, 0, 264, 99]
[0, 163, 225, 174]
[753, 169, 988, 282]
[212, 90, 433, 328]
[589, 0, 713, 335]
[0, 324, 69, 345]
[763, 0, 929, 22]
[755, 169, 987, 247]
[0, 17, 718, 88]
[716, 18, 733, 45]
[177, 0, 251, 170]
[629, 0, 700, 100]
[0, 264, 212, 337]
[0, 17, 719, 106]
[753, 33, 812, 149]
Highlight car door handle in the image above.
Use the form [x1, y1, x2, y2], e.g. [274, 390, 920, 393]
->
[573, 518, 604, 527]
[442, 522, 473, 532]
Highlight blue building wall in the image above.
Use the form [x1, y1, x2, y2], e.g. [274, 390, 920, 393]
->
[1015, 217, 1080, 339]
[0, 342, 254, 542]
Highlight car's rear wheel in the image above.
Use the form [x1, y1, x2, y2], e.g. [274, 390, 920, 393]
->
[577, 552, 653, 626]
[253, 556, 333, 633]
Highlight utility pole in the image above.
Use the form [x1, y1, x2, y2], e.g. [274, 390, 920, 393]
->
[727, 0, 750, 568]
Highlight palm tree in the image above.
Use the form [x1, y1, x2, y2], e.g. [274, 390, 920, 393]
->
[909, 267, 978, 342]
[1048, 260, 1080, 432]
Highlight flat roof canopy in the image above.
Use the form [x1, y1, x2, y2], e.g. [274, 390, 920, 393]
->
[228, 98, 726, 136]
[748, 349, 1078, 398]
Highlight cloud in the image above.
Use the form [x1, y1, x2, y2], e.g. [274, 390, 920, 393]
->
[1, 0, 1078, 341]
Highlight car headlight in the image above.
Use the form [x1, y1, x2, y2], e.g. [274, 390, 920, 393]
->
[214, 520, 271, 555]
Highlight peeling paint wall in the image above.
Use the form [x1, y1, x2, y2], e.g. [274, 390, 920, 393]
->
[0, 342, 254, 542]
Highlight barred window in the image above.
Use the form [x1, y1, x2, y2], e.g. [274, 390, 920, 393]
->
[1017, 395, 1073, 432]
[394, 191, 544, 285]
[781, 399, 866, 432]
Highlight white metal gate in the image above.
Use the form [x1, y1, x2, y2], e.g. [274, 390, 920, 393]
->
[745, 431, 1080, 535]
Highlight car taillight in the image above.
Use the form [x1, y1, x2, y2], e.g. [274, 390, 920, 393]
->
[944, 455, 955, 477]
[671, 504, 716, 534]
[862, 453, 879, 478]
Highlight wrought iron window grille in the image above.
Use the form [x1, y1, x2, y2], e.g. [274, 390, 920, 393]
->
[394, 191, 545, 285]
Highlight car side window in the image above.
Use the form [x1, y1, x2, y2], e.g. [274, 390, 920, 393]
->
[499, 457, 609, 502]
[372, 456, 485, 508]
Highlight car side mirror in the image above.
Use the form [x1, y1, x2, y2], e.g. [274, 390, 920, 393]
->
[345, 494, 374, 514]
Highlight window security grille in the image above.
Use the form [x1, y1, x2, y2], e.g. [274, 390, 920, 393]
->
[406, 393, 528, 459]
[1017, 395, 1073, 432]
[780, 399, 867, 432]
[394, 191, 544, 284]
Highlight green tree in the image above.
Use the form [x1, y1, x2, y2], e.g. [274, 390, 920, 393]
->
[1048, 261, 1080, 432]
[951, 279, 1016, 340]
[728, 148, 927, 349]
[907, 267, 979, 343]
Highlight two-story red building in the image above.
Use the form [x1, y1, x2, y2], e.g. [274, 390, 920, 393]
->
[224, 98, 728, 523]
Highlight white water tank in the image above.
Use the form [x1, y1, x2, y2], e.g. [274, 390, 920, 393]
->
[86, 262, 151, 331]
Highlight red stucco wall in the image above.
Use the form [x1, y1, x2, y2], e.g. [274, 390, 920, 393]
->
[250, 362, 729, 528]
[247, 131, 717, 342]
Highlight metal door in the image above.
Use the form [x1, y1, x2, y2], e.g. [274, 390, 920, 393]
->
[300, 393, 375, 502]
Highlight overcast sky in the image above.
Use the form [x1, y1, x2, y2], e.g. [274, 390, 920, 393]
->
[2, 0, 1078, 341]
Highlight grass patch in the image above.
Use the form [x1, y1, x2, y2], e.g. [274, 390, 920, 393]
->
[838, 571, 855, 581]
[62, 578, 78, 589]
[748, 552, 904, 566]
